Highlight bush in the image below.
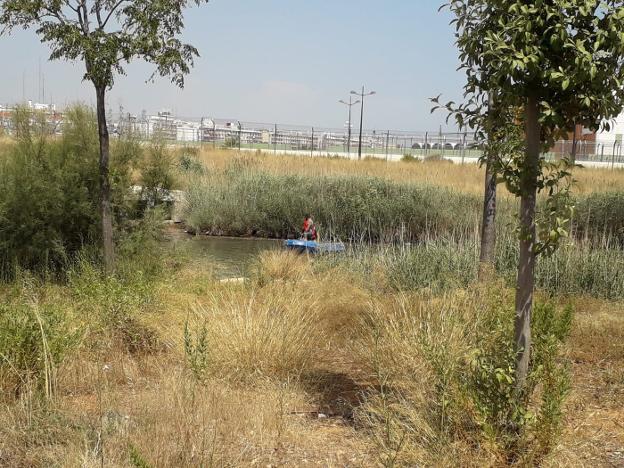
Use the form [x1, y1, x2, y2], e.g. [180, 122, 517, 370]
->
[355, 286, 572, 465]
[0, 106, 138, 278]
[139, 139, 177, 208]
[0, 277, 80, 398]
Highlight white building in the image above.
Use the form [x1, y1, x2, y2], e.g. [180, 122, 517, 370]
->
[596, 112, 624, 156]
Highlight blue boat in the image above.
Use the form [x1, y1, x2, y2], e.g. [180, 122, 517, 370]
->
[284, 239, 346, 254]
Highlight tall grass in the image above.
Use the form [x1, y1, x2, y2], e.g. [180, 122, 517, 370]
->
[319, 228, 624, 300]
[186, 168, 483, 241]
[189, 148, 624, 197]
[184, 152, 623, 250]
[354, 286, 572, 465]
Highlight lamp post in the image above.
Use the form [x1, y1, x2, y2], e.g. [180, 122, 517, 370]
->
[351, 86, 376, 160]
[339, 96, 360, 155]
[236, 120, 241, 152]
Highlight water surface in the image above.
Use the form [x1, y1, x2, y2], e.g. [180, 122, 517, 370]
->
[169, 231, 280, 278]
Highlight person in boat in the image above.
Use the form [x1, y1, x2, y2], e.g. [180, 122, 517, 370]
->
[302, 214, 317, 241]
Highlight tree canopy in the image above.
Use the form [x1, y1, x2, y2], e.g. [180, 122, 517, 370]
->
[0, 0, 206, 89]
[443, 0, 624, 143]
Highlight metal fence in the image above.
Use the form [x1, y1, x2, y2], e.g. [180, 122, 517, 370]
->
[2, 106, 624, 166]
[110, 113, 624, 165]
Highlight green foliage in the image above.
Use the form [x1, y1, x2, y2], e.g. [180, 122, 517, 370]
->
[68, 258, 158, 353]
[139, 140, 176, 209]
[222, 136, 240, 149]
[186, 169, 482, 242]
[357, 287, 572, 463]
[444, 0, 624, 141]
[401, 153, 418, 162]
[0, 107, 138, 278]
[0, 0, 207, 90]
[467, 290, 572, 457]
[178, 147, 204, 174]
[184, 320, 210, 383]
[129, 443, 152, 468]
[0, 277, 80, 397]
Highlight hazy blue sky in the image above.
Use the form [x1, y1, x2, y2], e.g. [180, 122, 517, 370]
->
[0, 0, 464, 130]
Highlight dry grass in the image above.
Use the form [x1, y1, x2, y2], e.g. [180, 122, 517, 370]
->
[188, 147, 624, 197]
[1, 233, 623, 466]
[1, 249, 623, 466]
[0, 254, 375, 466]
[1, 354, 373, 467]
[545, 298, 624, 467]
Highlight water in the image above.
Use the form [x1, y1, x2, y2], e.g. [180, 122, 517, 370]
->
[169, 231, 281, 278]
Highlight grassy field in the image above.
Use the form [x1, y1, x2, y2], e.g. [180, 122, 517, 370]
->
[1, 146, 623, 466]
[186, 148, 624, 195]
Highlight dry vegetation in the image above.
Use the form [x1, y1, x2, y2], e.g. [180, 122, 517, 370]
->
[1, 147, 623, 466]
[188, 147, 624, 196]
[1, 244, 622, 466]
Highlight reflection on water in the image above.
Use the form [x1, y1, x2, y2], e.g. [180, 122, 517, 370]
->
[169, 230, 281, 278]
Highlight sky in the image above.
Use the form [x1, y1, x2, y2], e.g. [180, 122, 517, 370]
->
[0, 0, 464, 131]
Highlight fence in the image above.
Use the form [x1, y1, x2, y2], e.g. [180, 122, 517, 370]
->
[110, 114, 624, 165]
[2, 107, 624, 166]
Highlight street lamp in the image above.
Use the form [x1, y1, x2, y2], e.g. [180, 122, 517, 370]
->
[351, 86, 376, 160]
[339, 96, 360, 155]
[236, 120, 242, 151]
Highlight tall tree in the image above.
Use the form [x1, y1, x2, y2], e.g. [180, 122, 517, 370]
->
[445, 0, 624, 391]
[433, 5, 520, 279]
[1, 0, 207, 273]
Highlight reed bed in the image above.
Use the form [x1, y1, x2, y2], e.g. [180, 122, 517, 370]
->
[317, 230, 624, 300]
[186, 147, 624, 196]
[182, 150, 624, 246]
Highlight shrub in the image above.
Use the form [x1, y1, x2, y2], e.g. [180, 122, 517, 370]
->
[140, 139, 176, 208]
[355, 286, 572, 465]
[401, 153, 418, 162]
[0, 277, 80, 398]
[0, 106, 137, 278]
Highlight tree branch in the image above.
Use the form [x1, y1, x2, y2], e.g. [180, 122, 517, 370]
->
[100, 0, 126, 30]
[94, 0, 103, 28]
[43, 7, 69, 24]
[80, 0, 89, 33]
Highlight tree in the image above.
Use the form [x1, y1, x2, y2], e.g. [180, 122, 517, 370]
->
[444, 0, 624, 391]
[1, 0, 207, 273]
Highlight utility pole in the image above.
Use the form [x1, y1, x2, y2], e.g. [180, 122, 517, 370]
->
[339, 96, 360, 155]
[385, 130, 390, 161]
[237, 120, 242, 152]
[351, 86, 376, 160]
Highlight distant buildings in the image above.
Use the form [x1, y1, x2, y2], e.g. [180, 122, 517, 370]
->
[0, 101, 62, 134]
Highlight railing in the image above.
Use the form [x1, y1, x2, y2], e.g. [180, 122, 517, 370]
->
[2, 108, 623, 165]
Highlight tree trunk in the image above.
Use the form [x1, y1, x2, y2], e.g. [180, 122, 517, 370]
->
[478, 93, 497, 280]
[514, 94, 540, 393]
[95, 84, 115, 274]
[478, 153, 497, 280]
[570, 123, 578, 164]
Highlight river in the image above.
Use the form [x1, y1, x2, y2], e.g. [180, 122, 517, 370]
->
[167, 229, 281, 278]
